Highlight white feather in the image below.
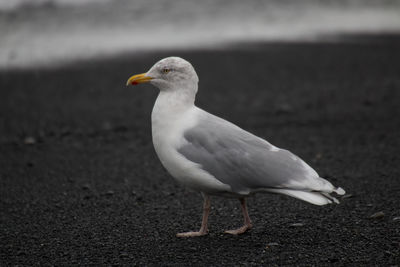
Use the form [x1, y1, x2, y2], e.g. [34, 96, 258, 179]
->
[266, 189, 333, 206]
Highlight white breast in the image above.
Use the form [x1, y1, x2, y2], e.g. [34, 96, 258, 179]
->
[151, 92, 230, 193]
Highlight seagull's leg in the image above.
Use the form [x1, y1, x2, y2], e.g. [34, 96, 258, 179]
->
[176, 193, 211, 237]
[225, 198, 253, 235]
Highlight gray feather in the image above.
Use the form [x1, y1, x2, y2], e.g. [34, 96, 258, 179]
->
[178, 111, 328, 195]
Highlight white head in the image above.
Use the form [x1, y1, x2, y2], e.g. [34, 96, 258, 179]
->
[127, 57, 199, 94]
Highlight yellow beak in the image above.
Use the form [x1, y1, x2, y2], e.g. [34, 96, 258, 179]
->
[126, 73, 153, 86]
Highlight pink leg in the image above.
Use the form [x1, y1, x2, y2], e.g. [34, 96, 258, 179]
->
[224, 198, 253, 235]
[176, 194, 211, 237]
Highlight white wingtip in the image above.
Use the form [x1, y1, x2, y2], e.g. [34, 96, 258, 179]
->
[267, 189, 332, 206]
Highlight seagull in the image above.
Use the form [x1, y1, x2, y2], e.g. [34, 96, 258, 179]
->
[126, 57, 345, 237]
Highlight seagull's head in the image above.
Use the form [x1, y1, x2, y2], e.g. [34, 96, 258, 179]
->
[126, 57, 199, 93]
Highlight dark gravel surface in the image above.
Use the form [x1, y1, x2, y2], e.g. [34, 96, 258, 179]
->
[1, 40, 400, 265]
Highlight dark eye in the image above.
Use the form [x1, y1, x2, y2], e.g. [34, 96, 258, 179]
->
[162, 68, 171, 74]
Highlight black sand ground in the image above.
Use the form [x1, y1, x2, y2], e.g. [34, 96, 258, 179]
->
[1, 40, 400, 265]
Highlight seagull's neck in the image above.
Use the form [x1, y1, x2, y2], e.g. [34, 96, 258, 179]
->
[151, 89, 198, 149]
[151, 88, 196, 128]
[153, 88, 196, 115]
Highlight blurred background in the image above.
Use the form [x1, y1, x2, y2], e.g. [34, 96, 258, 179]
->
[1, 0, 400, 69]
[2, 1, 400, 265]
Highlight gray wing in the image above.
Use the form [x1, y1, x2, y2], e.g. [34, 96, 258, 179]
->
[178, 110, 322, 194]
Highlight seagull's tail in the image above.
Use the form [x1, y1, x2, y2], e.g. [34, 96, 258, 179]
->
[266, 186, 346, 206]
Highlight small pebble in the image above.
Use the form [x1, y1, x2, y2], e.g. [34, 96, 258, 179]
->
[384, 250, 393, 256]
[369, 211, 385, 219]
[23, 136, 36, 145]
[315, 153, 322, 160]
[266, 242, 279, 248]
[119, 252, 129, 258]
[105, 190, 114, 196]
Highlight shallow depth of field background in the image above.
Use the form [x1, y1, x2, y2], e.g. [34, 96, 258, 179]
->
[1, 0, 400, 265]
[1, 0, 400, 69]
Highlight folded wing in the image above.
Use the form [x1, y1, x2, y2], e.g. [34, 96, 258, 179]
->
[178, 109, 344, 204]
